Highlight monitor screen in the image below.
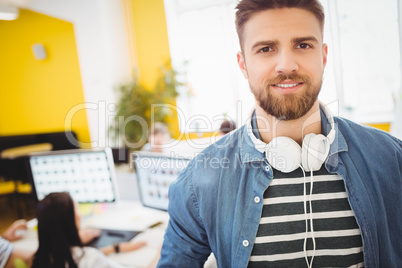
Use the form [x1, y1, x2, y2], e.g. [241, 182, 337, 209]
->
[133, 152, 191, 211]
[28, 148, 118, 203]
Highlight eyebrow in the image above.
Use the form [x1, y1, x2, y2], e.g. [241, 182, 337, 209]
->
[250, 36, 320, 52]
[291, 36, 319, 45]
[251, 40, 279, 52]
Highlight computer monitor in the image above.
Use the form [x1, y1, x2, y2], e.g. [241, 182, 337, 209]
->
[133, 152, 191, 211]
[27, 148, 119, 203]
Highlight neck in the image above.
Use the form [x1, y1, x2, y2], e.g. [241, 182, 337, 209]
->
[255, 101, 322, 146]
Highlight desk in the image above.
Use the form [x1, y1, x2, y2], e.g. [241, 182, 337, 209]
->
[12, 201, 169, 268]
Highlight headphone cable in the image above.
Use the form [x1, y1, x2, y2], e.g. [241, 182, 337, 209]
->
[300, 165, 316, 268]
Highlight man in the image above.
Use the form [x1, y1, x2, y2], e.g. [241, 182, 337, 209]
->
[158, 0, 402, 267]
[0, 220, 32, 268]
[141, 122, 172, 153]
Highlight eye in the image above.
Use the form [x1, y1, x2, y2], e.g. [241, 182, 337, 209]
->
[259, 47, 272, 53]
[296, 43, 312, 49]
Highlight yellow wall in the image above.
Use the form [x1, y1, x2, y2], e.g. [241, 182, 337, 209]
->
[364, 123, 390, 132]
[125, 0, 171, 89]
[124, 0, 185, 138]
[0, 9, 90, 146]
[124, 0, 217, 139]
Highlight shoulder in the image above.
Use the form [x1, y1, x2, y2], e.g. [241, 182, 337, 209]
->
[187, 127, 244, 174]
[71, 247, 122, 268]
[170, 127, 245, 198]
[203, 126, 245, 154]
[334, 117, 402, 176]
[335, 116, 402, 151]
[190, 126, 245, 171]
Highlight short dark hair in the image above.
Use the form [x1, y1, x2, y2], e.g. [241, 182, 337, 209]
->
[32, 192, 82, 268]
[220, 120, 237, 135]
[235, 0, 325, 50]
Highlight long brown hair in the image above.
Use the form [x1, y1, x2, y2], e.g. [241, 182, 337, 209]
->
[32, 192, 83, 268]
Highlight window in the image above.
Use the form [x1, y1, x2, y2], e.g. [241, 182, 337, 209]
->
[322, 0, 401, 122]
[164, 0, 401, 133]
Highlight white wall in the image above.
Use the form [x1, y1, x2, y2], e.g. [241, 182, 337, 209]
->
[22, 0, 132, 147]
[390, 0, 402, 139]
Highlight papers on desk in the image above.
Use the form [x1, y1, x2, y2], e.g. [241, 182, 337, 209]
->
[83, 202, 168, 231]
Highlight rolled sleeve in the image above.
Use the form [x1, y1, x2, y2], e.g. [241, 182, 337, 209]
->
[0, 237, 13, 268]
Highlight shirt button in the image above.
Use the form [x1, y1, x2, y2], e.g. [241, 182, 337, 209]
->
[243, 240, 249, 247]
[254, 196, 260, 203]
[265, 166, 270, 172]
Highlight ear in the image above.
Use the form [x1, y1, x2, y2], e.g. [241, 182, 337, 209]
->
[322, 43, 328, 68]
[237, 51, 248, 79]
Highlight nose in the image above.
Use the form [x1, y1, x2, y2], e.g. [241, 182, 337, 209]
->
[274, 50, 299, 75]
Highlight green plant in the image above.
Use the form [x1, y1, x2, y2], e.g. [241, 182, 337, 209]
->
[112, 61, 182, 149]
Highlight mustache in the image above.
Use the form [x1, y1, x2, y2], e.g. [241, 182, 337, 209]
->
[264, 74, 311, 86]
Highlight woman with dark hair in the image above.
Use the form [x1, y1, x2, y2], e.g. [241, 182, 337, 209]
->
[32, 192, 145, 268]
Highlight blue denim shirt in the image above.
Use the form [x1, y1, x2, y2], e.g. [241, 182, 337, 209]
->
[158, 113, 402, 268]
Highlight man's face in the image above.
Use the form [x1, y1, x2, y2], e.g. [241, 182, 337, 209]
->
[237, 8, 327, 120]
[149, 133, 169, 152]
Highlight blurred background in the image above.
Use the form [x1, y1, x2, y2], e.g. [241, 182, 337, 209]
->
[0, 0, 401, 147]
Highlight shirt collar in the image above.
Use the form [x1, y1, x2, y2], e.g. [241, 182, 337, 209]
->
[321, 109, 348, 169]
[239, 107, 348, 165]
[239, 111, 267, 163]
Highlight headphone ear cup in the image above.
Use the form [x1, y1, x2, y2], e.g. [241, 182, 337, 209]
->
[266, 137, 302, 173]
[302, 133, 330, 171]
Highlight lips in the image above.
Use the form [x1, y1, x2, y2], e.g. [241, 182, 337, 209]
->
[273, 83, 301, 88]
[272, 81, 304, 93]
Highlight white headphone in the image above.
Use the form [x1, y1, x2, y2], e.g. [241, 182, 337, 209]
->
[247, 102, 336, 173]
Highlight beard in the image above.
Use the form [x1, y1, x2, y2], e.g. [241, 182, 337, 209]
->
[251, 73, 322, 120]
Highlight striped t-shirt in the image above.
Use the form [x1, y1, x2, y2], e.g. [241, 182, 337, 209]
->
[248, 166, 364, 267]
[0, 237, 13, 268]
